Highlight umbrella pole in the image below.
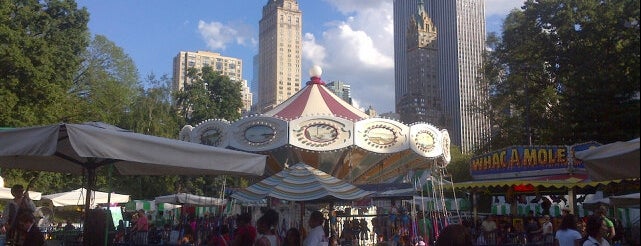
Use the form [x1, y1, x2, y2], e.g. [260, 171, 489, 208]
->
[300, 201, 305, 232]
[84, 167, 96, 246]
[104, 164, 114, 246]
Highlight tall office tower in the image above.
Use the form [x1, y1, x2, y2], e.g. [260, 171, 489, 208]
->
[326, 80, 353, 105]
[172, 51, 242, 92]
[397, 0, 441, 125]
[257, 0, 302, 112]
[431, 0, 489, 153]
[240, 79, 253, 115]
[251, 54, 259, 112]
[393, 0, 419, 112]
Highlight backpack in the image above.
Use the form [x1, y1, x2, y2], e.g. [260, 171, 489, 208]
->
[611, 218, 624, 241]
[580, 235, 589, 246]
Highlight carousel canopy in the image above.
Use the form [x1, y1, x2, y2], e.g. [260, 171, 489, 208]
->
[180, 66, 451, 183]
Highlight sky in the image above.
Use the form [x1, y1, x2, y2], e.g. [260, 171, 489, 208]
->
[76, 0, 524, 114]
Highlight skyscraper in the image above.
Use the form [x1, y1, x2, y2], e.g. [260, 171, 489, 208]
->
[326, 80, 353, 105]
[393, 0, 418, 112]
[394, 0, 489, 153]
[172, 51, 242, 92]
[432, 0, 489, 153]
[257, 0, 302, 113]
[397, 0, 441, 125]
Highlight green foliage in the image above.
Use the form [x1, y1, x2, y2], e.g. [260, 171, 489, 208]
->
[446, 145, 473, 182]
[69, 34, 139, 124]
[174, 66, 244, 124]
[478, 0, 640, 151]
[120, 73, 182, 138]
[0, 0, 90, 127]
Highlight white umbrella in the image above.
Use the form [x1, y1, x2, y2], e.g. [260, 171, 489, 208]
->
[42, 188, 129, 207]
[155, 193, 226, 206]
[0, 187, 41, 200]
[608, 193, 640, 208]
[575, 138, 640, 181]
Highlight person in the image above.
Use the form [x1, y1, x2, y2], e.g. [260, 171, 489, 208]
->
[596, 205, 615, 242]
[14, 210, 45, 246]
[284, 227, 302, 246]
[232, 212, 257, 246]
[63, 219, 75, 231]
[1, 184, 36, 237]
[255, 209, 280, 246]
[303, 210, 328, 246]
[208, 225, 231, 246]
[132, 209, 149, 245]
[55, 221, 63, 231]
[435, 224, 474, 246]
[541, 215, 555, 244]
[583, 215, 610, 246]
[554, 214, 582, 246]
[360, 218, 370, 242]
[481, 215, 498, 245]
[525, 215, 541, 243]
[562, 207, 572, 217]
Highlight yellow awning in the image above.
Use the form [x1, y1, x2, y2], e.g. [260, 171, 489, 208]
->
[453, 174, 624, 189]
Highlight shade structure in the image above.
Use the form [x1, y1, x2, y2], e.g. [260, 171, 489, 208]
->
[0, 122, 266, 237]
[231, 162, 374, 202]
[154, 193, 226, 206]
[609, 193, 640, 208]
[584, 193, 640, 208]
[42, 188, 129, 207]
[575, 138, 640, 181]
[452, 173, 618, 190]
[0, 122, 266, 176]
[0, 187, 41, 200]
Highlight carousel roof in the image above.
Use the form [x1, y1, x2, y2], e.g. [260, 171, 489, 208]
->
[180, 66, 451, 183]
[264, 76, 370, 122]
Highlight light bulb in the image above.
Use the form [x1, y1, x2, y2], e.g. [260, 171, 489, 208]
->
[309, 65, 322, 77]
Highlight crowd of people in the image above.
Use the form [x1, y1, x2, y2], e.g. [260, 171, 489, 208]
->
[471, 205, 627, 246]
[0, 184, 633, 246]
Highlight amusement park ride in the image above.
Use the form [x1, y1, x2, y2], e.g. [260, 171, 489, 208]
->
[178, 65, 460, 233]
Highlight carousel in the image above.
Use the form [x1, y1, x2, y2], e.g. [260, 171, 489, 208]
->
[178, 65, 455, 244]
[178, 65, 451, 183]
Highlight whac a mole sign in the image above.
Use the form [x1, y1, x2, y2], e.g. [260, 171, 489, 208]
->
[470, 142, 600, 180]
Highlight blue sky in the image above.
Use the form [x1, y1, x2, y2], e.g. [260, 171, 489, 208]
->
[76, 0, 524, 114]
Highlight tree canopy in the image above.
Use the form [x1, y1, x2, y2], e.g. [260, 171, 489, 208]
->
[174, 66, 244, 124]
[0, 0, 90, 127]
[477, 0, 640, 151]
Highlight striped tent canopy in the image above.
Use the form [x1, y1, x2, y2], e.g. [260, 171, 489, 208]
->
[231, 162, 374, 202]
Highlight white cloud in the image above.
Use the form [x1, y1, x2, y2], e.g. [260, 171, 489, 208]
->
[197, 20, 255, 51]
[302, 0, 396, 113]
[485, 0, 525, 17]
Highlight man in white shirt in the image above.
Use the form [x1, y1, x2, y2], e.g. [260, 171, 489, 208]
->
[304, 211, 328, 246]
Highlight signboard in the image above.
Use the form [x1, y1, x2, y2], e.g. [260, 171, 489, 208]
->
[470, 142, 602, 180]
[471, 145, 568, 180]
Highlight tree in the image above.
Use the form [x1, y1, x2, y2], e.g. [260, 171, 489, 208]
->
[0, 0, 90, 127]
[477, 0, 640, 151]
[445, 145, 473, 183]
[174, 66, 244, 125]
[120, 73, 182, 138]
[69, 34, 139, 124]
